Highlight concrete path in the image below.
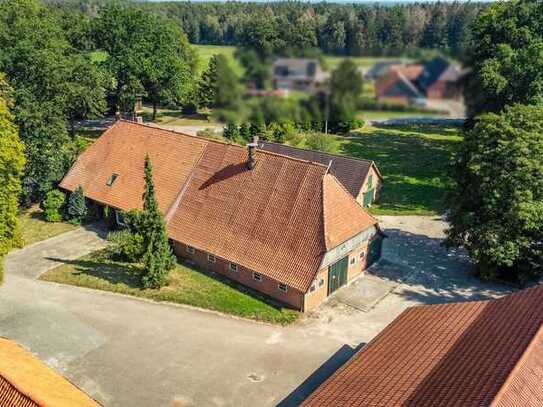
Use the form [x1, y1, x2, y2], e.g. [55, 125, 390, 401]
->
[0, 216, 511, 407]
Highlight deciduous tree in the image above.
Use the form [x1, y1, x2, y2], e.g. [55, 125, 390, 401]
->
[446, 104, 543, 283]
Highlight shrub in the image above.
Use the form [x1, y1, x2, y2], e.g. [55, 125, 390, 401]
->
[305, 132, 336, 153]
[107, 230, 145, 262]
[66, 186, 87, 224]
[43, 190, 65, 222]
[223, 121, 240, 141]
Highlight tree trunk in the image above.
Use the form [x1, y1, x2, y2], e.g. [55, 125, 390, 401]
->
[152, 100, 157, 121]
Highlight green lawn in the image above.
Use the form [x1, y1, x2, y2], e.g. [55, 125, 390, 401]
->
[295, 124, 461, 215]
[40, 250, 300, 325]
[340, 124, 462, 215]
[141, 105, 220, 127]
[19, 207, 78, 246]
[193, 44, 244, 76]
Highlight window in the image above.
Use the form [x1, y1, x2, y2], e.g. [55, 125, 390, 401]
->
[350, 257, 356, 265]
[186, 246, 195, 254]
[309, 283, 316, 293]
[319, 278, 325, 287]
[115, 210, 127, 227]
[229, 263, 238, 272]
[253, 272, 262, 282]
[106, 173, 119, 186]
[207, 254, 216, 263]
[278, 283, 288, 293]
[360, 251, 366, 259]
[367, 174, 373, 190]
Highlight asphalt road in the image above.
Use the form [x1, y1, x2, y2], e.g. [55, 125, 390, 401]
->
[0, 217, 510, 406]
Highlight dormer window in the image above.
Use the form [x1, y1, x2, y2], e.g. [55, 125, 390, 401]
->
[106, 173, 119, 186]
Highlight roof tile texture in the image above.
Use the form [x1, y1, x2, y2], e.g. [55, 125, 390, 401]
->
[258, 142, 376, 199]
[0, 338, 101, 407]
[61, 121, 378, 292]
[61, 121, 207, 213]
[303, 285, 543, 407]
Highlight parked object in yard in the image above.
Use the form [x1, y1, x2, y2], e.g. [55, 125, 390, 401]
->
[0, 337, 101, 406]
[60, 120, 384, 311]
[303, 284, 543, 406]
[272, 58, 329, 93]
[258, 141, 382, 207]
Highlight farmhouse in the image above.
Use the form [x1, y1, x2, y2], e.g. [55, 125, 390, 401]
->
[303, 285, 543, 406]
[0, 338, 101, 406]
[375, 57, 465, 105]
[271, 58, 329, 93]
[60, 121, 383, 311]
[258, 141, 382, 207]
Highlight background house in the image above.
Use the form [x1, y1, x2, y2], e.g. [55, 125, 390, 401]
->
[374, 57, 465, 106]
[60, 121, 384, 311]
[272, 58, 329, 93]
[303, 285, 543, 406]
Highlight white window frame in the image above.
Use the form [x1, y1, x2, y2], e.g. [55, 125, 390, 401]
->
[186, 246, 195, 254]
[278, 283, 288, 293]
[229, 262, 238, 272]
[253, 272, 262, 282]
[319, 278, 325, 287]
[207, 254, 216, 263]
[115, 210, 127, 228]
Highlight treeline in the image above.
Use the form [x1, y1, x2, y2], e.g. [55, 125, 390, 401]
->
[46, 0, 485, 58]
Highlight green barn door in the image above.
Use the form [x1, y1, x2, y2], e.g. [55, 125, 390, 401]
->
[328, 256, 349, 295]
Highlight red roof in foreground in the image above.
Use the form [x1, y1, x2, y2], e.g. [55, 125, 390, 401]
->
[303, 285, 543, 407]
[61, 121, 378, 292]
[0, 338, 101, 407]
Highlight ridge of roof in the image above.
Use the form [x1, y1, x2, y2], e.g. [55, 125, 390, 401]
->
[121, 120, 330, 170]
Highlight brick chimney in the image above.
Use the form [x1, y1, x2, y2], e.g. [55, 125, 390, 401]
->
[247, 135, 258, 170]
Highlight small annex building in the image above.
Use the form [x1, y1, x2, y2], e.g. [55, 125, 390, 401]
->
[303, 285, 543, 406]
[0, 337, 101, 407]
[258, 141, 382, 207]
[60, 120, 384, 311]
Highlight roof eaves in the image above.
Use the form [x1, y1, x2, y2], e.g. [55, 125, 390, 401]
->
[490, 320, 543, 406]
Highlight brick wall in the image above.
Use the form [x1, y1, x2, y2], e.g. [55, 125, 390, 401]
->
[172, 242, 304, 310]
[304, 236, 378, 312]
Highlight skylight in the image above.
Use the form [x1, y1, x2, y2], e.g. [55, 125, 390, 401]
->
[106, 173, 119, 186]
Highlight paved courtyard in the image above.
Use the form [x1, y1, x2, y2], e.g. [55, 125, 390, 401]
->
[0, 216, 511, 406]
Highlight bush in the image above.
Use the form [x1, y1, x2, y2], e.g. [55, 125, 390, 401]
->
[43, 190, 65, 222]
[329, 118, 364, 134]
[305, 132, 336, 153]
[66, 186, 87, 224]
[107, 230, 145, 263]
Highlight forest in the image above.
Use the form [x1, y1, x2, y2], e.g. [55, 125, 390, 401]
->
[46, 0, 485, 58]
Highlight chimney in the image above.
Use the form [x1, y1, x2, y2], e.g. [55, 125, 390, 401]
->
[247, 139, 257, 170]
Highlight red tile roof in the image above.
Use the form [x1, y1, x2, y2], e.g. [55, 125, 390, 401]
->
[60, 121, 207, 213]
[303, 285, 543, 406]
[0, 338, 101, 407]
[258, 141, 381, 199]
[61, 121, 378, 292]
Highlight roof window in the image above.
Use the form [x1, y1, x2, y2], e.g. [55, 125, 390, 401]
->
[106, 173, 119, 186]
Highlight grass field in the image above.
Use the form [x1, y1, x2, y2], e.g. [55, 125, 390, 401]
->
[41, 250, 299, 324]
[19, 206, 78, 246]
[342, 124, 462, 215]
[295, 124, 462, 215]
[194, 44, 244, 76]
[192, 44, 409, 75]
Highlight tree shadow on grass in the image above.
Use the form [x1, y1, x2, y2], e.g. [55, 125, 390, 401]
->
[341, 129, 460, 213]
[45, 255, 143, 288]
